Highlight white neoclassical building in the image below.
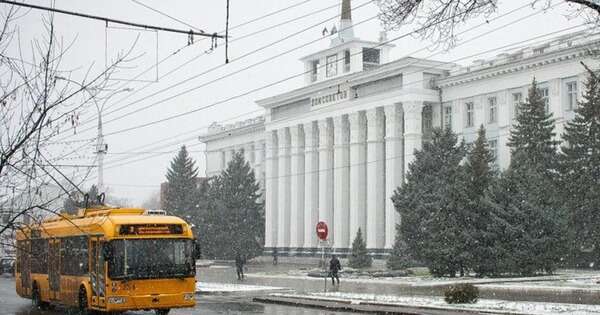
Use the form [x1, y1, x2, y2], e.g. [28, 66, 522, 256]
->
[199, 0, 599, 256]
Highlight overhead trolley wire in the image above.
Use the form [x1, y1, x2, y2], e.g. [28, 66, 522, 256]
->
[0, 0, 224, 38]
[53, 1, 583, 171]
[130, 0, 205, 32]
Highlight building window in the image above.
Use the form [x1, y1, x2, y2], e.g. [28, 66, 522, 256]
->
[443, 105, 452, 130]
[566, 81, 578, 110]
[422, 105, 433, 135]
[533, 47, 545, 55]
[362, 48, 380, 70]
[539, 87, 549, 112]
[488, 96, 497, 123]
[466, 102, 474, 127]
[488, 139, 498, 163]
[512, 92, 522, 118]
[344, 50, 351, 72]
[311, 60, 319, 82]
[326, 54, 337, 77]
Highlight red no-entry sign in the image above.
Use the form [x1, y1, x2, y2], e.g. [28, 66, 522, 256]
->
[316, 221, 328, 241]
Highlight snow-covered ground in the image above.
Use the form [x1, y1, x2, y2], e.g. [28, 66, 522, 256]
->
[196, 282, 286, 293]
[272, 292, 600, 314]
[250, 269, 600, 290]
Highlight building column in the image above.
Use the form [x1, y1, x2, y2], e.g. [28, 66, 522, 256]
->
[348, 111, 367, 245]
[333, 115, 350, 250]
[318, 118, 334, 241]
[384, 104, 404, 249]
[277, 128, 291, 250]
[366, 107, 385, 249]
[289, 125, 305, 251]
[303, 121, 319, 250]
[254, 140, 265, 191]
[264, 131, 278, 249]
[404, 101, 424, 174]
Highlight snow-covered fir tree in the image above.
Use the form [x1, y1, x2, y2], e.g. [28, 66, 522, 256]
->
[392, 128, 470, 277]
[507, 77, 560, 174]
[202, 152, 264, 260]
[348, 228, 371, 269]
[560, 68, 600, 267]
[465, 126, 498, 276]
[487, 77, 566, 275]
[164, 146, 201, 219]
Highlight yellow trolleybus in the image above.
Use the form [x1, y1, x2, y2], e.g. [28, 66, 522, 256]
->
[15, 206, 200, 315]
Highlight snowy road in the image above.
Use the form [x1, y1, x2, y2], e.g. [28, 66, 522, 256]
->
[0, 277, 354, 315]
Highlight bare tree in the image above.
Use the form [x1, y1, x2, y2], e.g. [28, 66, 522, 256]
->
[376, 0, 600, 48]
[0, 5, 135, 255]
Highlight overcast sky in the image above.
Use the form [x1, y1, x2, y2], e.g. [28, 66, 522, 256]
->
[8, 0, 588, 205]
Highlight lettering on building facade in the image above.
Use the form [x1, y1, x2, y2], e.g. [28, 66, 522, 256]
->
[311, 90, 349, 107]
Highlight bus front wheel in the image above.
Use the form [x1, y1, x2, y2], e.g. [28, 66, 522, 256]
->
[155, 309, 170, 315]
[78, 286, 94, 315]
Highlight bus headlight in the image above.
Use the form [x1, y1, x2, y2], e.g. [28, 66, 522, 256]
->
[184, 293, 195, 301]
[108, 296, 127, 304]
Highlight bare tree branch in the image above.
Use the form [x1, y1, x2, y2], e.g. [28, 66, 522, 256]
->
[376, 0, 599, 48]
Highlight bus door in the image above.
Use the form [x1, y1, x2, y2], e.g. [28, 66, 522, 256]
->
[48, 238, 60, 300]
[89, 237, 106, 308]
[19, 240, 31, 295]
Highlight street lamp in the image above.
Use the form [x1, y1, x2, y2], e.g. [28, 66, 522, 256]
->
[54, 76, 133, 193]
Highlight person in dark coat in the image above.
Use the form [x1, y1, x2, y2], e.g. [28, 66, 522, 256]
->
[329, 255, 342, 286]
[235, 253, 246, 280]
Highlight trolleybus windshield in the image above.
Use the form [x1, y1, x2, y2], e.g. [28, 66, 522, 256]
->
[108, 239, 195, 280]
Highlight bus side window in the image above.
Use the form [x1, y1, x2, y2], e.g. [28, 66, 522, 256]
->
[60, 236, 89, 276]
[31, 238, 48, 274]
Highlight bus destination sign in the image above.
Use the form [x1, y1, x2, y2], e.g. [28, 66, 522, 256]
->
[118, 224, 183, 235]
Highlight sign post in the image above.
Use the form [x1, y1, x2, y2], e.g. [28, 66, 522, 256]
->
[316, 221, 329, 293]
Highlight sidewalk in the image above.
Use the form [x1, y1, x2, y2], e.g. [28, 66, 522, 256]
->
[255, 292, 600, 315]
[197, 261, 600, 305]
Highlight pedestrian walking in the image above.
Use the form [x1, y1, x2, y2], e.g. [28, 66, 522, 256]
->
[272, 248, 278, 265]
[329, 255, 341, 286]
[235, 253, 246, 280]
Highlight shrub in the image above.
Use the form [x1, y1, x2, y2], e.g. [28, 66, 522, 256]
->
[444, 283, 479, 304]
[348, 228, 372, 269]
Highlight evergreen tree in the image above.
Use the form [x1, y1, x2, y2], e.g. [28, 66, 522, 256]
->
[487, 77, 566, 275]
[560, 69, 600, 267]
[348, 228, 371, 269]
[164, 146, 200, 219]
[201, 152, 264, 260]
[465, 126, 497, 276]
[392, 128, 470, 277]
[507, 77, 560, 173]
